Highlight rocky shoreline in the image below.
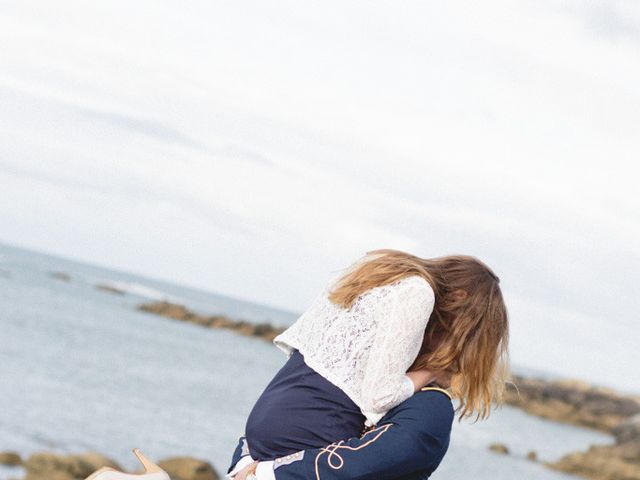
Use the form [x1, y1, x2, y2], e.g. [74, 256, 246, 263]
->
[504, 375, 640, 433]
[504, 375, 640, 479]
[0, 450, 220, 480]
[138, 301, 287, 342]
[136, 300, 640, 480]
[3, 299, 637, 480]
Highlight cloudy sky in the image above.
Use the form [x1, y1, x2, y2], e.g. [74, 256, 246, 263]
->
[1, 0, 638, 390]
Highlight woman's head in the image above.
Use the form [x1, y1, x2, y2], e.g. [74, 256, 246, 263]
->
[327, 248, 509, 421]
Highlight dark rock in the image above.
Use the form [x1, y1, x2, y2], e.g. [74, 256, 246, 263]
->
[157, 456, 219, 480]
[95, 284, 126, 295]
[138, 302, 285, 342]
[548, 443, 640, 480]
[252, 323, 275, 336]
[509, 376, 640, 479]
[49, 271, 71, 282]
[0, 451, 22, 465]
[24, 452, 69, 478]
[209, 316, 233, 328]
[24, 451, 120, 480]
[505, 375, 640, 433]
[614, 415, 640, 444]
[231, 321, 258, 336]
[66, 452, 121, 478]
[488, 443, 509, 455]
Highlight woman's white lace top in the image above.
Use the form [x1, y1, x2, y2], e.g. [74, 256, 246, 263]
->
[272, 274, 435, 427]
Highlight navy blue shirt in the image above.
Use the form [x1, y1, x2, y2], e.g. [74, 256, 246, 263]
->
[228, 387, 455, 480]
[245, 349, 366, 460]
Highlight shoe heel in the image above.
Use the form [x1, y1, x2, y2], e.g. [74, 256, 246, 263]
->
[132, 448, 163, 473]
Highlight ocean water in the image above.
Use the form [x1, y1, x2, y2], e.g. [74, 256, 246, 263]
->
[0, 243, 612, 480]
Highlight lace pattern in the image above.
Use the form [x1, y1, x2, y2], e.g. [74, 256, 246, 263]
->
[273, 274, 436, 426]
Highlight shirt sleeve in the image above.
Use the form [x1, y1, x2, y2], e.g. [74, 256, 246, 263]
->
[226, 455, 256, 479]
[358, 277, 435, 425]
[256, 390, 454, 480]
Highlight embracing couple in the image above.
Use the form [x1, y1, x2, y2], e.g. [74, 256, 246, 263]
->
[83, 248, 509, 480]
[227, 249, 510, 480]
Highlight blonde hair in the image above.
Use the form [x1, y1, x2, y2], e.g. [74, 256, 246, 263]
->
[327, 248, 510, 421]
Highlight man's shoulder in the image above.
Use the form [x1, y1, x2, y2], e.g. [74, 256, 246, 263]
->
[384, 386, 455, 425]
[414, 386, 454, 412]
[418, 386, 453, 401]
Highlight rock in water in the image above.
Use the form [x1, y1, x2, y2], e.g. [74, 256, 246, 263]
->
[24, 451, 120, 480]
[24, 452, 69, 479]
[66, 452, 121, 478]
[505, 375, 640, 433]
[49, 271, 71, 282]
[614, 415, 640, 444]
[548, 444, 640, 480]
[0, 451, 22, 465]
[157, 457, 220, 480]
[488, 443, 509, 455]
[95, 283, 126, 295]
[138, 301, 285, 342]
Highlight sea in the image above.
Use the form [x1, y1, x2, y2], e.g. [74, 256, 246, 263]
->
[0, 243, 612, 480]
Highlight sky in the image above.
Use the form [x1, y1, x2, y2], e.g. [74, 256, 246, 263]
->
[0, 0, 639, 391]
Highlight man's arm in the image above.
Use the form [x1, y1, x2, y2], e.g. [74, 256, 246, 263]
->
[252, 389, 454, 480]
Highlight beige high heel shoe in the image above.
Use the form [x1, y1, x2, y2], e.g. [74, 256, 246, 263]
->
[84, 448, 170, 480]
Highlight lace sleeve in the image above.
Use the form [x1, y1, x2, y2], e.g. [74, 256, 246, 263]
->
[359, 277, 435, 425]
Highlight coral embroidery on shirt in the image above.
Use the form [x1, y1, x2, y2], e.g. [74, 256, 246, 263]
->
[313, 423, 393, 480]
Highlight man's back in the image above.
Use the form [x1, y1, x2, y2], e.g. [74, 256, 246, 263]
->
[226, 386, 455, 480]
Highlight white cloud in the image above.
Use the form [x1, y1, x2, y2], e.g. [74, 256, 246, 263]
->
[0, 0, 638, 389]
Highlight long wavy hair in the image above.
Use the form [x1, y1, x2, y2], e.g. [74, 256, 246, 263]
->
[326, 248, 510, 421]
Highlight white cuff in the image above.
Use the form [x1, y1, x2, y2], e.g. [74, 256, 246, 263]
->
[226, 455, 256, 479]
[255, 461, 276, 480]
[403, 374, 416, 396]
[363, 412, 383, 427]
